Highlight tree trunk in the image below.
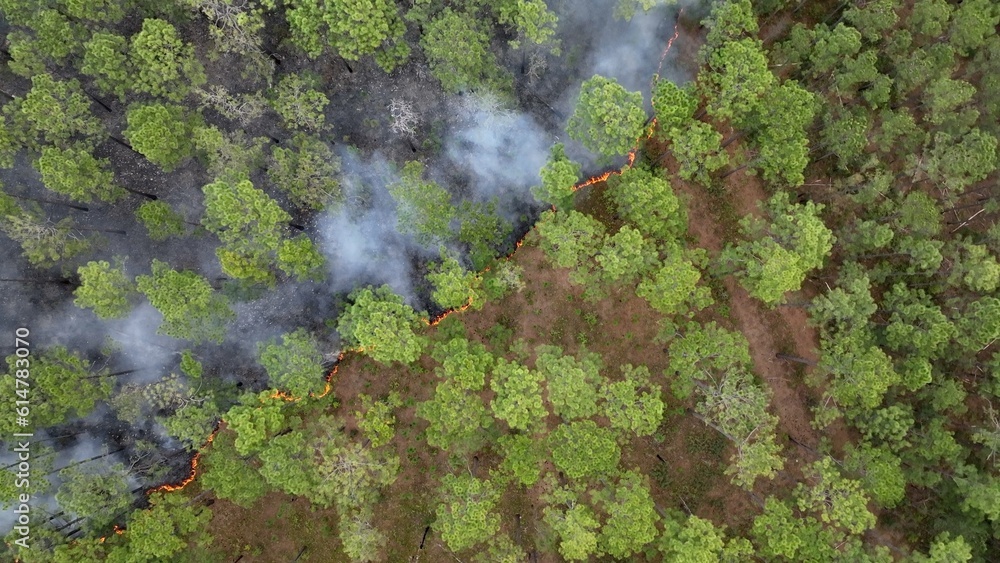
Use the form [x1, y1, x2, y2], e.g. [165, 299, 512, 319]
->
[776, 353, 816, 366]
[3, 449, 55, 470]
[8, 193, 89, 212]
[52, 516, 84, 532]
[688, 409, 738, 443]
[107, 135, 144, 158]
[721, 162, 750, 179]
[122, 186, 158, 200]
[0, 278, 74, 286]
[47, 448, 126, 476]
[722, 131, 745, 148]
[526, 90, 563, 119]
[941, 198, 991, 214]
[74, 226, 127, 235]
[81, 368, 140, 380]
[857, 251, 903, 260]
[35, 430, 88, 443]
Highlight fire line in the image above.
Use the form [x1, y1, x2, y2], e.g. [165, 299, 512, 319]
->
[141, 7, 683, 502]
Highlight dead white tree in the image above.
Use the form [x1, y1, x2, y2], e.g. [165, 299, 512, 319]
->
[525, 51, 547, 85]
[196, 85, 267, 126]
[389, 98, 419, 139]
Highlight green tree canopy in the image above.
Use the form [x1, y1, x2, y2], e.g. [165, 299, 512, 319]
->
[535, 209, 606, 279]
[35, 146, 123, 204]
[0, 210, 91, 268]
[119, 492, 211, 561]
[355, 392, 401, 448]
[493, 0, 559, 49]
[136, 259, 235, 344]
[388, 161, 456, 245]
[491, 358, 546, 431]
[651, 78, 697, 135]
[431, 336, 494, 391]
[658, 512, 752, 562]
[434, 474, 501, 552]
[457, 199, 512, 270]
[720, 192, 835, 306]
[536, 344, 602, 420]
[136, 200, 186, 241]
[225, 391, 288, 456]
[532, 143, 580, 208]
[200, 431, 270, 508]
[417, 380, 493, 453]
[667, 321, 752, 400]
[542, 486, 600, 561]
[700, 38, 774, 125]
[124, 103, 200, 172]
[276, 235, 327, 282]
[498, 433, 545, 487]
[270, 72, 329, 131]
[795, 457, 876, 536]
[74, 259, 135, 319]
[948, 0, 999, 56]
[129, 18, 206, 101]
[0, 346, 111, 434]
[81, 32, 130, 102]
[608, 165, 686, 241]
[567, 75, 647, 161]
[427, 251, 484, 310]
[56, 463, 131, 532]
[268, 132, 342, 210]
[202, 178, 292, 284]
[337, 284, 428, 364]
[601, 364, 664, 437]
[597, 470, 660, 559]
[257, 328, 327, 397]
[549, 420, 621, 479]
[923, 129, 998, 193]
[314, 429, 400, 511]
[637, 242, 713, 317]
[669, 120, 728, 186]
[421, 8, 511, 94]
[815, 329, 900, 415]
[594, 225, 659, 287]
[4, 73, 103, 152]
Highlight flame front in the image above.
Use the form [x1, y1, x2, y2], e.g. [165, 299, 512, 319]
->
[138, 10, 684, 505]
[148, 429, 218, 494]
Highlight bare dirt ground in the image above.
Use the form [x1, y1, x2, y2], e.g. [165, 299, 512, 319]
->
[206, 490, 341, 562]
[671, 164, 824, 449]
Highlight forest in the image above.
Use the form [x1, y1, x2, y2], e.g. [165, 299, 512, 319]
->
[1, 0, 1000, 561]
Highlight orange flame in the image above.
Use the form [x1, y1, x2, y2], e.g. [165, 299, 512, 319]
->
[569, 121, 654, 194]
[134, 19, 683, 503]
[425, 296, 475, 327]
[654, 8, 684, 85]
[269, 389, 298, 401]
[147, 429, 217, 494]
